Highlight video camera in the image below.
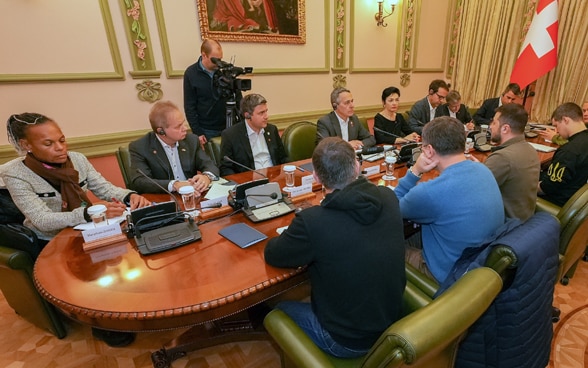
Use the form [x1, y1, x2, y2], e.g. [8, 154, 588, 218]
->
[211, 57, 253, 99]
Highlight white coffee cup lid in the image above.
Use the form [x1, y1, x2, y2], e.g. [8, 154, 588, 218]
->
[467, 137, 473, 142]
[283, 165, 296, 172]
[178, 185, 195, 194]
[481, 124, 488, 128]
[87, 204, 107, 215]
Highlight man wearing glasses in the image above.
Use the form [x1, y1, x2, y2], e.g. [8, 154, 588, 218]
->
[473, 83, 521, 126]
[408, 79, 449, 134]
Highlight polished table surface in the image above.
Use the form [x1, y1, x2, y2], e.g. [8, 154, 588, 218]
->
[33, 167, 310, 332]
[33, 136, 556, 333]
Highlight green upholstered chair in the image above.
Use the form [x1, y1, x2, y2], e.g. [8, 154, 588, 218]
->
[535, 183, 588, 285]
[204, 136, 223, 168]
[264, 267, 502, 368]
[281, 121, 317, 162]
[0, 224, 67, 338]
[115, 145, 133, 189]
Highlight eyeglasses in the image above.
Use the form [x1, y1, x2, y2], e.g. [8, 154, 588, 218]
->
[435, 93, 447, 100]
[10, 114, 43, 125]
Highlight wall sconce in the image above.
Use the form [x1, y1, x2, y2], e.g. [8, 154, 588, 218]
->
[375, 0, 399, 27]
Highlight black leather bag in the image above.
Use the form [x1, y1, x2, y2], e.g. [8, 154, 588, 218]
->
[0, 223, 42, 259]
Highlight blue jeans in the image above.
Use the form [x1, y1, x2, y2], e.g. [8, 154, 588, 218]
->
[275, 301, 368, 358]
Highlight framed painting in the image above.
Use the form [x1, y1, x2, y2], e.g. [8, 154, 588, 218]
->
[197, 0, 306, 44]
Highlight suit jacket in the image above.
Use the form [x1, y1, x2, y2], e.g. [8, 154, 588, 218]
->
[473, 97, 500, 125]
[129, 132, 219, 194]
[408, 96, 433, 135]
[435, 103, 473, 125]
[219, 122, 288, 176]
[316, 111, 375, 147]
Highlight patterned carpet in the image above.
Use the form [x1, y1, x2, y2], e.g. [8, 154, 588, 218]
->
[1, 260, 587, 367]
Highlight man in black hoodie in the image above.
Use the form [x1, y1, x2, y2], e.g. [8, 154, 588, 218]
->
[264, 137, 406, 358]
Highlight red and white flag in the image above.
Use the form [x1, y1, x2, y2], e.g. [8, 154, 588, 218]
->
[509, 0, 558, 89]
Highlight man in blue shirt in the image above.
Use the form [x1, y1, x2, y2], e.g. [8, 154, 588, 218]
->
[395, 116, 505, 283]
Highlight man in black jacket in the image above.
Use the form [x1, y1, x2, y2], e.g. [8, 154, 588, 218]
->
[183, 39, 242, 146]
[264, 137, 406, 358]
[219, 93, 288, 176]
[473, 83, 521, 125]
[129, 101, 219, 195]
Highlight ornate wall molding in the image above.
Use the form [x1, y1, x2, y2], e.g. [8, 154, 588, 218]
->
[136, 80, 163, 102]
[119, 0, 161, 79]
[402, 0, 416, 69]
[333, 0, 347, 72]
[447, 0, 463, 78]
[0, 0, 124, 83]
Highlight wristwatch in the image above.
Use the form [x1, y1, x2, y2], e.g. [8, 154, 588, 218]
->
[409, 167, 422, 178]
[203, 172, 217, 181]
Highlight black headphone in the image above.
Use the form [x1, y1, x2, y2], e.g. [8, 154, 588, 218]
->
[157, 128, 166, 136]
[332, 102, 338, 110]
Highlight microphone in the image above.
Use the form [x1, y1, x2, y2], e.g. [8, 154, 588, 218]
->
[246, 193, 278, 200]
[136, 169, 182, 213]
[200, 202, 223, 209]
[373, 127, 418, 143]
[223, 156, 267, 178]
[355, 146, 385, 155]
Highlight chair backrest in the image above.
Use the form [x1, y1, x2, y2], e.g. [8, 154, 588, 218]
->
[0, 223, 66, 338]
[204, 136, 222, 168]
[555, 183, 588, 281]
[281, 121, 317, 161]
[536, 183, 588, 283]
[115, 146, 133, 189]
[263, 267, 502, 368]
[362, 268, 501, 368]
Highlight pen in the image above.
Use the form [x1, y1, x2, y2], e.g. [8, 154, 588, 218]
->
[297, 166, 305, 172]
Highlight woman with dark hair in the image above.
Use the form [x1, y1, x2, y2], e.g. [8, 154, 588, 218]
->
[1, 113, 151, 245]
[374, 86, 420, 144]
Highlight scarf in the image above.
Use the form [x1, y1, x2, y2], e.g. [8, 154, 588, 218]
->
[24, 153, 92, 211]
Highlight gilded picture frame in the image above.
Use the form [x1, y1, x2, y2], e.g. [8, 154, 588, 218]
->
[196, 0, 306, 44]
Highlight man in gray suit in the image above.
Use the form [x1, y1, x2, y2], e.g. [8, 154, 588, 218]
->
[316, 87, 375, 150]
[129, 101, 219, 195]
[408, 79, 449, 135]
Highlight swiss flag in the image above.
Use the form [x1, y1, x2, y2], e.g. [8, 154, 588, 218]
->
[510, 0, 558, 89]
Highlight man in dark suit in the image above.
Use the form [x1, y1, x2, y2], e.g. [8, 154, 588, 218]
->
[219, 93, 288, 176]
[435, 90, 475, 130]
[129, 101, 219, 195]
[316, 87, 375, 150]
[473, 83, 521, 126]
[408, 79, 449, 135]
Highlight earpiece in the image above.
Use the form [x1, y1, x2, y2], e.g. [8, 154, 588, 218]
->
[157, 128, 166, 136]
[244, 112, 251, 119]
[332, 103, 338, 110]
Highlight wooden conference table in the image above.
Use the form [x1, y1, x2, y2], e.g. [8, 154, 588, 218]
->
[33, 136, 555, 367]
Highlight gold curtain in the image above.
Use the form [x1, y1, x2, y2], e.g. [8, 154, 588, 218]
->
[450, 0, 588, 122]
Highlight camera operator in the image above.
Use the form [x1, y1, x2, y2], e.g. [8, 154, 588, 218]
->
[183, 39, 243, 146]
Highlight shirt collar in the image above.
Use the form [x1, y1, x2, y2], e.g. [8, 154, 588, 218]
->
[245, 121, 265, 137]
[155, 134, 178, 149]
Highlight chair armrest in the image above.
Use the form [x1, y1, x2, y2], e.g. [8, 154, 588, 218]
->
[363, 267, 503, 366]
[402, 280, 433, 315]
[0, 246, 35, 272]
[405, 263, 439, 299]
[535, 198, 560, 217]
[264, 309, 336, 368]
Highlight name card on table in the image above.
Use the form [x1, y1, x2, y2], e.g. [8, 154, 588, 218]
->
[362, 165, 381, 177]
[288, 183, 313, 198]
[82, 222, 127, 251]
[301, 174, 315, 186]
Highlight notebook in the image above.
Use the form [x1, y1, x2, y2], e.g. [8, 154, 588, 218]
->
[218, 222, 267, 248]
[528, 142, 557, 153]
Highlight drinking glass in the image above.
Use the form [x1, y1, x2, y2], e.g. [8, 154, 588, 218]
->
[382, 151, 397, 181]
